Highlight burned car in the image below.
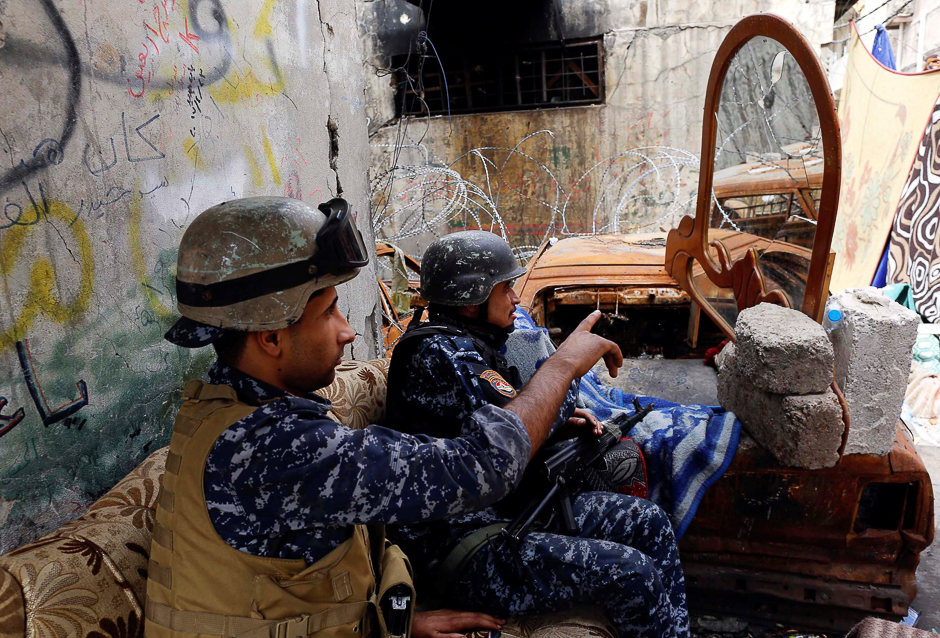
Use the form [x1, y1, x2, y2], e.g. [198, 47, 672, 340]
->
[515, 232, 702, 358]
[515, 15, 934, 633]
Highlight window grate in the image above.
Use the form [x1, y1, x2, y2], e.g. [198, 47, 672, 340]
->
[395, 38, 605, 116]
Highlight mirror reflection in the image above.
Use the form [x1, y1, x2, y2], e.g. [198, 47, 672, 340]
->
[702, 36, 822, 326]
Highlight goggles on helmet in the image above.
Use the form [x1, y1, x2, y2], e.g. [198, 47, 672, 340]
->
[176, 197, 369, 308]
[315, 197, 369, 275]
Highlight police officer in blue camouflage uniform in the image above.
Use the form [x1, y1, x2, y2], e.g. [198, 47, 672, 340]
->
[385, 230, 691, 638]
[154, 198, 624, 638]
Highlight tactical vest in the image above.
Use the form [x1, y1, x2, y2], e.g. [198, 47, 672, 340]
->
[145, 380, 415, 638]
[386, 315, 522, 438]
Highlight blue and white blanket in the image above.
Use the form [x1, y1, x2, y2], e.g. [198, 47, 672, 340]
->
[505, 309, 742, 539]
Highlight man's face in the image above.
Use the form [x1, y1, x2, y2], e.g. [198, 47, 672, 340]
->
[485, 280, 521, 330]
[281, 287, 356, 393]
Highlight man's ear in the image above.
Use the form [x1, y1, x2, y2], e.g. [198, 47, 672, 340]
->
[457, 304, 481, 320]
[253, 329, 284, 358]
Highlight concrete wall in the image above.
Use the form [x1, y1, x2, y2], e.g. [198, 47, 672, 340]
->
[0, 0, 380, 553]
[887, 0, 939, 73]
[362, 0, 835, 256]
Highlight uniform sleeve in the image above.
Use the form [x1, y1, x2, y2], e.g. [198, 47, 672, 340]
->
[228, 401, 532, 526]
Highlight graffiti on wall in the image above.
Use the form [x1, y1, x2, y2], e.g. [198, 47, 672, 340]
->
[0, 0, 374, 552]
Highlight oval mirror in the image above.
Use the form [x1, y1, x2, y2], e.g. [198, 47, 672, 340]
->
[667, 14, 841, 339]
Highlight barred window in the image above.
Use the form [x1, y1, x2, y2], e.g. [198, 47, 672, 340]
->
[395, 38, 605, 116]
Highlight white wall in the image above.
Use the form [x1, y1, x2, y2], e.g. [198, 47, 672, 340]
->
[0, 0, 380, 553]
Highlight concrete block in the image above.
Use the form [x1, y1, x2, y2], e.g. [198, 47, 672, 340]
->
[718, 349, 843, 469]
[714, 342, 735, 373]
[829, 288, 920, 456]
[735, 303, 834, 395]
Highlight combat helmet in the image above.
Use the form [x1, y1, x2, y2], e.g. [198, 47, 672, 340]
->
[166, 196, 368, 347]
[420, 230, 526, 306]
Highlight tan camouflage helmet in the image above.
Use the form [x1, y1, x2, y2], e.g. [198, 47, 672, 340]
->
[165, 196, 368, 347]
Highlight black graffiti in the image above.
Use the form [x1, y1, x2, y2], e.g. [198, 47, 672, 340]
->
[135, 303, 159, 328]
[82, 113, 166, 176]
[23, 138, 66, 170]
[16, 339, 89, 427]
[0, 0, 81, 194]
[83, 138, 118, 175]
[125, 113, 165, 162]
[0, 397, 26, 439]
[61, 416, 86, 431]
[67, 184, 132, 224]
[190, 0, 227, 41]
[140, 176, 170, 196]
[0, 0, 234, 192]
[0, 181, 50, 230]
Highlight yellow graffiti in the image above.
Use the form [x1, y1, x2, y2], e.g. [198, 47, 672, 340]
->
[0, 202, 95, 352]
[254, 0, 277, 39]
[245, 146, 265, 187]
[209, 0, 284, 104]
[261, 127, 282, 185]
[184, 140, 206, 169]
[208, 67, 285, 104]
[129, 194, 174, 321]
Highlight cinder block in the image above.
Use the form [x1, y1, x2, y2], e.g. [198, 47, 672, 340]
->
[714, 342, 735, 373]
[734, 303, 834, 395]
[718, 348, 843, 469]
[829, 288, 920, 456]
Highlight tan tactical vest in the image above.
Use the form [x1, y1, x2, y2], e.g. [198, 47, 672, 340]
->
[145, 380, 415, 638]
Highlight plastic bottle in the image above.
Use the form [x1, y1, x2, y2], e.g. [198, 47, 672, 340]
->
[823, 299, 843, 335]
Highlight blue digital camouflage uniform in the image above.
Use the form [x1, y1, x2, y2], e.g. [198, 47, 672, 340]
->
[385, 314, 690, 638]
[200, 361, 531, 565]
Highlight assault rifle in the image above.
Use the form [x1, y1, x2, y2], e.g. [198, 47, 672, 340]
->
[500, 397, 654, 546]
[432, 399, 655, 593]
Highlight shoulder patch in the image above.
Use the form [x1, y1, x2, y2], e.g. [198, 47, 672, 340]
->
[480, 369, 517, 398]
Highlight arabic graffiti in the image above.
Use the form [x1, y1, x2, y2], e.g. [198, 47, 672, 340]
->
[82, 112, 166, 176]
[83, 138, 118, 176]
[0, 0, 373, 557]
[0, 198, 95, 352]
[187, 66, 206, 137]
[1, 182, 49, 230]
[0, 398, 26, 439]
[61, 416, 86, 431]
[0, 0, 80, 194]
[15, 340, 89, 427]
[125, 113, 167, 163]
[128, 0, 180, 98]
[139, 176, 170, 196]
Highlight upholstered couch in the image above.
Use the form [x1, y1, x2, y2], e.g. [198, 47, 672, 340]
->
[0, 360, 615, 638]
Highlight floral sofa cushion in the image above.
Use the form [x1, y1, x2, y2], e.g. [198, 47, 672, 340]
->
[0, 361, 613, 638]
[320, 359, 391, 429]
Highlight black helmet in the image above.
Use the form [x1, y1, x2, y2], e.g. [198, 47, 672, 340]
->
[420, 230, 526, 306]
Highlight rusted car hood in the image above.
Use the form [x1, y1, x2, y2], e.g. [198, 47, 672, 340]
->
[517, 233, 678, 306]
[713, 152, 824, 195]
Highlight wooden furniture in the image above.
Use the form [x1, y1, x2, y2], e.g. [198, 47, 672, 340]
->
[665, 13, 842, 339]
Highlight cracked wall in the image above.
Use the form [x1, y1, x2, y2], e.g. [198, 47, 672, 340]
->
[0, 0, 380, 553]
[361, 0, 835, 254]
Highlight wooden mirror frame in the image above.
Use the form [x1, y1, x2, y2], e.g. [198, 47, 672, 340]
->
[665, 13, 842, 340]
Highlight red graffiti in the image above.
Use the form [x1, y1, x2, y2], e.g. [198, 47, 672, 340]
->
[179, 18, 201, 54]
[128, 0, 177, 98]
